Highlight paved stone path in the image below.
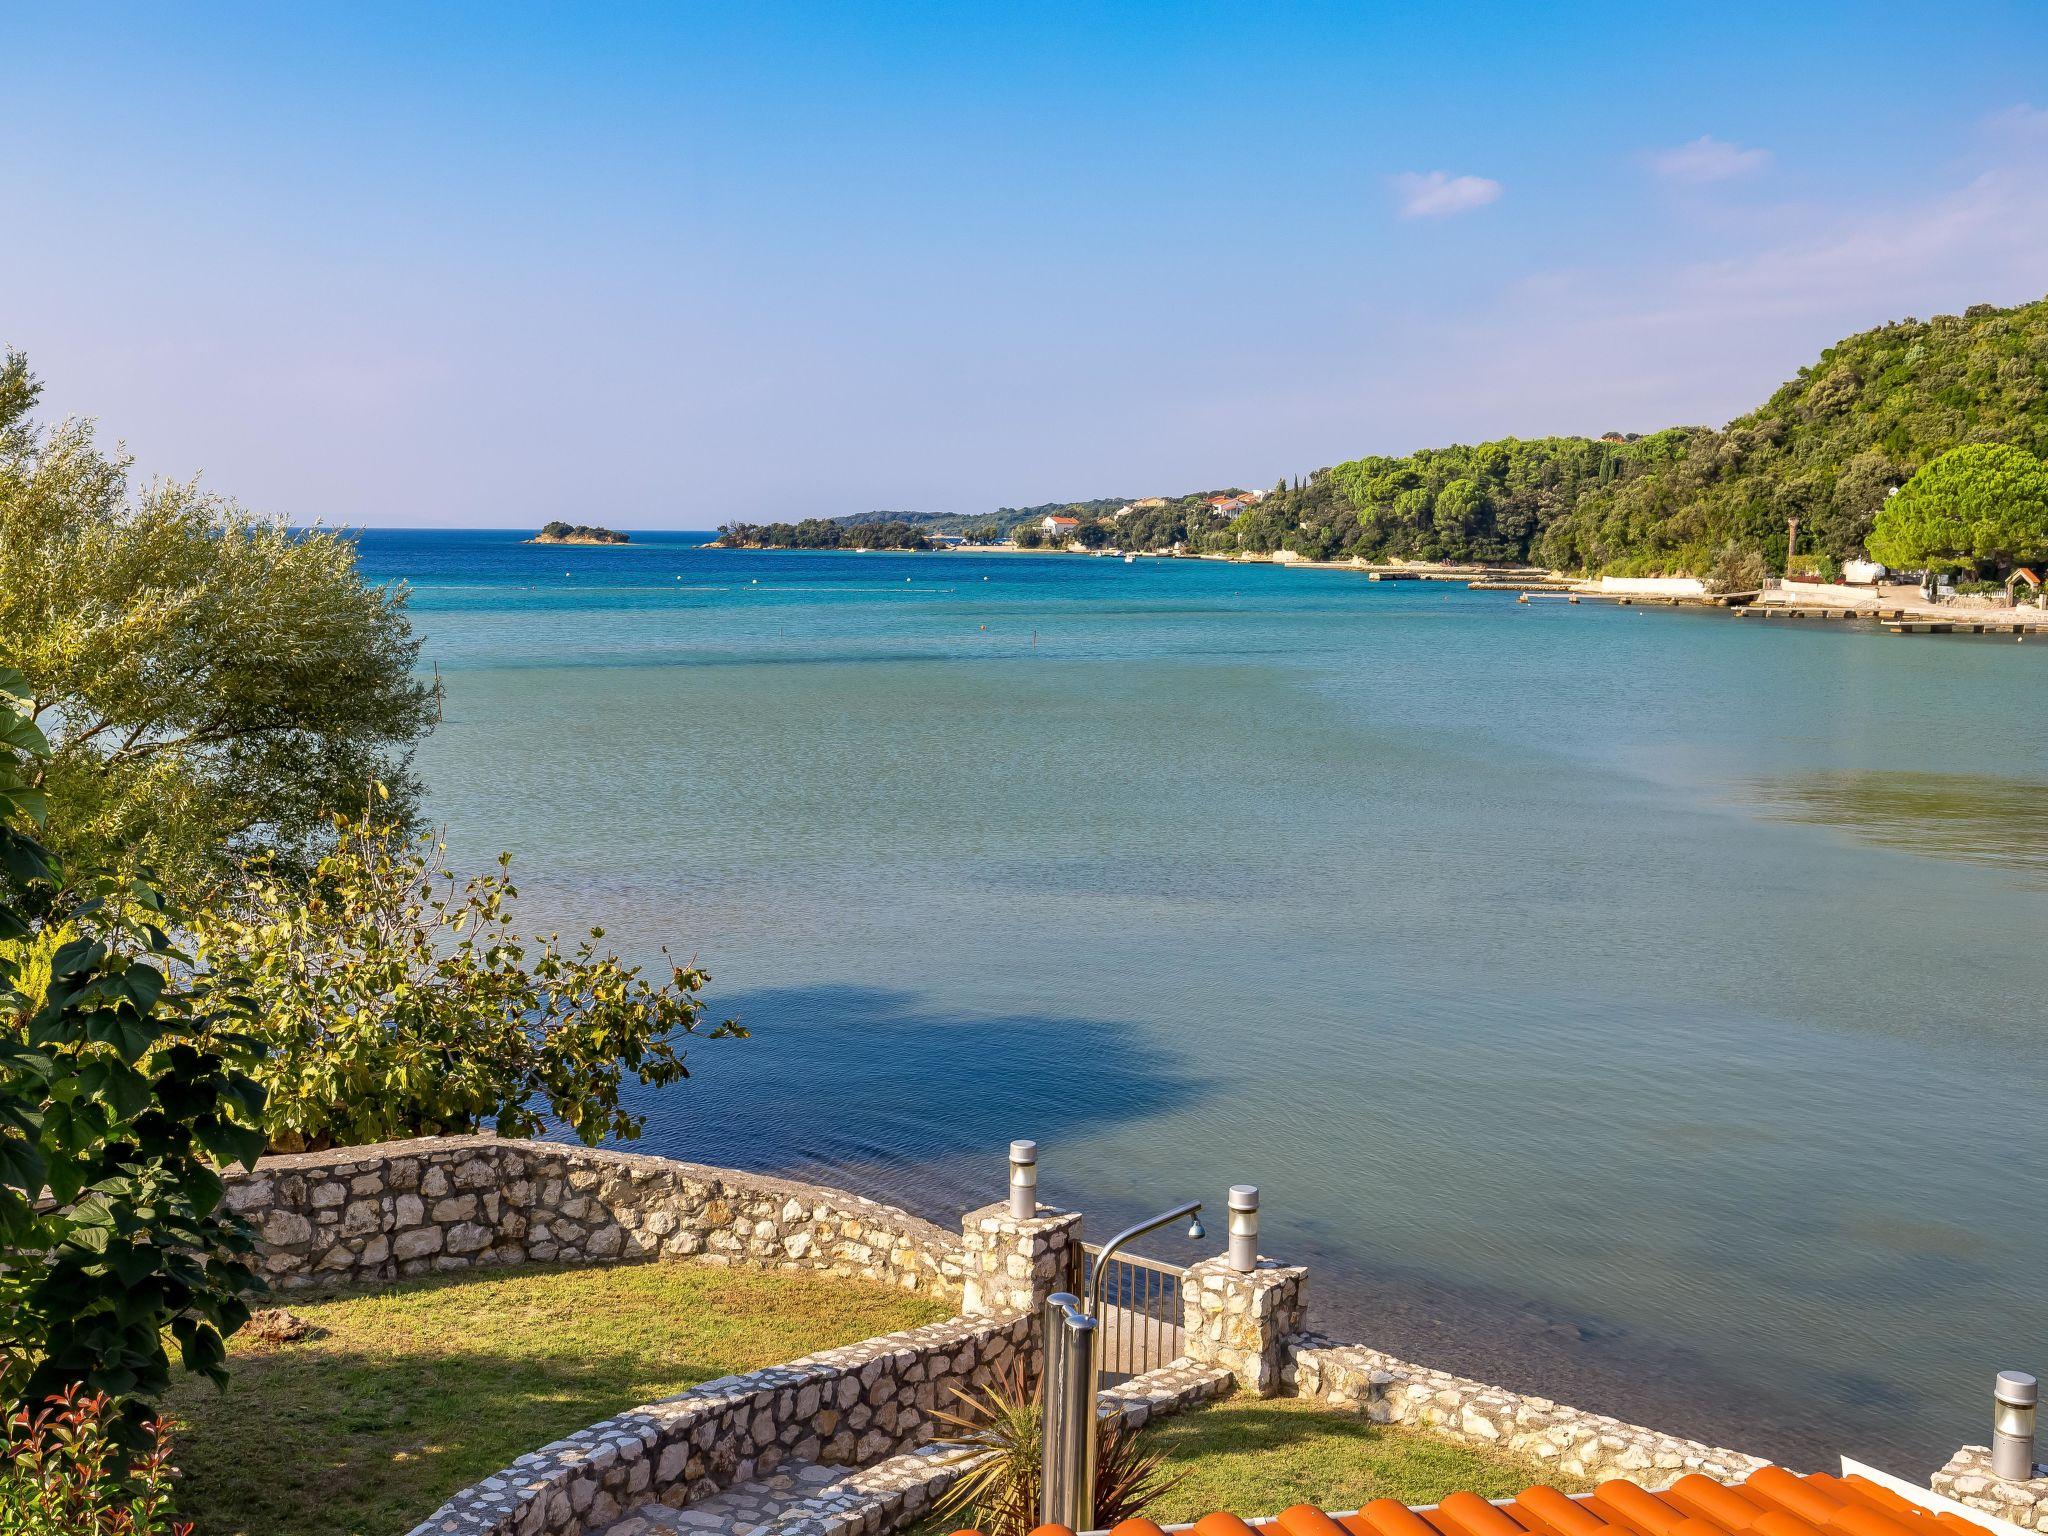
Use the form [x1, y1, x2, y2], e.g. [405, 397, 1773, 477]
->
[592, 1444, 973, 1536]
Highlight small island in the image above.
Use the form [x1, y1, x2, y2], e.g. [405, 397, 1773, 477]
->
[529, 521, 629, 545]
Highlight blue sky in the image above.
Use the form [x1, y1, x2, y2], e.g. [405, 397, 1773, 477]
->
[6, 2, 2048, 527]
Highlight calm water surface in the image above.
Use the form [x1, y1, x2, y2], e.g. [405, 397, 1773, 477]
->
[359, 529, 2046, 1474]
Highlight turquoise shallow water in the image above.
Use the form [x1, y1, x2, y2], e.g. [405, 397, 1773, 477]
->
[362, 529, 2047, 1474]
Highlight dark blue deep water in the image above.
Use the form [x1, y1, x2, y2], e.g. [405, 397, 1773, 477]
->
[356, 528, 2048, 1474]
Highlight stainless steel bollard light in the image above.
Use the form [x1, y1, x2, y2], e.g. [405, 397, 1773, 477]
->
[1228, 1185, 1259, 1272]
[1993, 1369, 2038, 1481]
[1008, 1140, 1038, 1220]
[1040, 1292, 1098, 1531]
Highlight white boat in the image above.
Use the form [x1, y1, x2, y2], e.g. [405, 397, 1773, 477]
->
[1124, 555, 1136, 563]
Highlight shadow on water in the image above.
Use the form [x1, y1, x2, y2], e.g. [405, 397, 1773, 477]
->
[1746, 770, 2048, 880]
[616, 984, 1212, 1218]
[611, 989, 1897, 1473]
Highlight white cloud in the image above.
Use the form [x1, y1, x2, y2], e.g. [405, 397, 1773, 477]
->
[1336, 130, 2048, 453]
[1985, 102, 2048, 138]
[1391, 170, 1503, 219]
[1651, 134, 1771, 183]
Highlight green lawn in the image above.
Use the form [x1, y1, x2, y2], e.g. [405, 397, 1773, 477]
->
[1138, 1395, 1587, 1524]
[163, 1261, 952, 1536]
[919, 1395, 1585, 1535]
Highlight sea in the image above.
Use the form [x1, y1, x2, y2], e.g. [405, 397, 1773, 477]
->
[353, 528, 2048, 1474]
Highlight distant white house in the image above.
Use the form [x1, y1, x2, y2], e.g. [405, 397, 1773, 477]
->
[1041, 514, 1081, 536]
[1841, 558, 1886, 585]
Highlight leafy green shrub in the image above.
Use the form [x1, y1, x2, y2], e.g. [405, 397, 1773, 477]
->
[1786, 552, 1842, 581]
[1705, 543, 1769, 594]
[192, 809, 744, 1153]
[0, 1383, 190, 1535]
[0, 669, 266, 1436]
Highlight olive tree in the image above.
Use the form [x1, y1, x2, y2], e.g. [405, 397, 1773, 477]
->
[0, 351, 435, 895]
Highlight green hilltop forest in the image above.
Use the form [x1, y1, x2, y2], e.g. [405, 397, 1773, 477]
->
[1222, 294, 2048, 577]
[716, 296, 2048, 576]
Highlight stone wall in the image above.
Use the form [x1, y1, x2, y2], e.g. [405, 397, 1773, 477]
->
[958, 1201, 1083, 1320]
[1181, 1255, 1308, 1397]
[224, 1135, 965, 1301]
[407, 1312, 1033, 1536]
[1287, 1336, 1765, 1488]
[1934, 1447, 2048, 1532]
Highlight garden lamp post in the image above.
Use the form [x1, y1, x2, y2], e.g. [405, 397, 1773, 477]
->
[1994, 1370, 2038, 1481]
[1008, 1140, 1037, 1219]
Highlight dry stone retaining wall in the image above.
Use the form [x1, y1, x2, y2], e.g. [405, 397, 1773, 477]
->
[224, 1135, 965, 1301]
[1287, 1336, 1766, 1487]
[407, 1312, 1032, 1536]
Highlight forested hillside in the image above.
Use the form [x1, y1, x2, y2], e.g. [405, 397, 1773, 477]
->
[1224, 294, 2048, 574]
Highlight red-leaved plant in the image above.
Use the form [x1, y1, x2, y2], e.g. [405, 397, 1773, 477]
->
[0, 1384, 190, 1536]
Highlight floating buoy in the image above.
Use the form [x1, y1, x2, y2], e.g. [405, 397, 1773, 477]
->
[1518, 593, 1529, 604]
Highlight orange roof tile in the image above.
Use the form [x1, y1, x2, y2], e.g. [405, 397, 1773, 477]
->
[952, 1471, 2008, 1536]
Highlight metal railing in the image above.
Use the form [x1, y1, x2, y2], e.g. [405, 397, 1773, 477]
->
[1081, 1242, 1188, 1384]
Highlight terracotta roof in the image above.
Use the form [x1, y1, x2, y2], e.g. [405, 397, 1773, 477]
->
[955, 1468, 2006, 1536]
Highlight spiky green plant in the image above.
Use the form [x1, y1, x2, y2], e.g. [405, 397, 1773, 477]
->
[930, 1356, 1184, 1536]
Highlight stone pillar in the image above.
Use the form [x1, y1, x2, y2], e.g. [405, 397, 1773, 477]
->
[1181, 1253, 1307, 1396]
[1934, 1447, 2048, 1532]
[959, 1202, 1083, 1321]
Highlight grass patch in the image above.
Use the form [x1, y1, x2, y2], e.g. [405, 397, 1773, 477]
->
[914, 1396, 1587, 1534]
[163, 1260, 951, 1536]
[1138, 1396, 1587, 1523]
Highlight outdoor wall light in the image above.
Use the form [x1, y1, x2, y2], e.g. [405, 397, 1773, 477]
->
[1993, 1369, 2038, 1481]
[1186, 1214, 1206, 1241]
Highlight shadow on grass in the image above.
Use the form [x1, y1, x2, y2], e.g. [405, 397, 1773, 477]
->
[1139, 1399, 1562, 1520]
[169, 1341, 733, 1536]
[1148, 1399, 1392, 1456]
[166, 1262, 948, 1536]
[910, 1401, 1567, 1536]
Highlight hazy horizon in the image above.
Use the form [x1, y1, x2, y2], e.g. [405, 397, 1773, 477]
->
[7, 2, 2048, 528]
